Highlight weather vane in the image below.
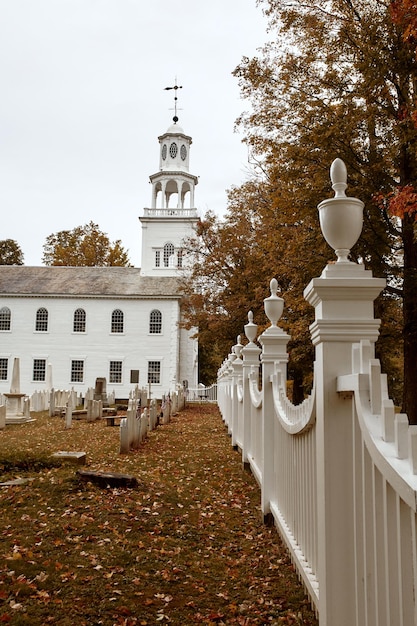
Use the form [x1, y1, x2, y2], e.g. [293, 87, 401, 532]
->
[164, 79, 183, 123]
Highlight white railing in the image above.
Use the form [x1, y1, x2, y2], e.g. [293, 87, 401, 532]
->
[142, 207, 198, 218]
[187, 384, 217, 402]
[217, 160, 417, 625]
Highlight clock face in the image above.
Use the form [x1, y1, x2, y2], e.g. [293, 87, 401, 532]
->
[169, 142, 178, 158]
[162, 144, 167, 160]
[180, 144, 187, 161]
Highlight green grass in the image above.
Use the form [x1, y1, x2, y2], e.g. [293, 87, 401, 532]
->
[0, 405, 318, 625]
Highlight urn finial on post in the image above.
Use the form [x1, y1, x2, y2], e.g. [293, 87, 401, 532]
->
[233, 335, 244, 360]
[263, 278, 284, 331]
[330, 158, 348, 197]
[318, 158, 364, 264]
[244, 311, 258, 345]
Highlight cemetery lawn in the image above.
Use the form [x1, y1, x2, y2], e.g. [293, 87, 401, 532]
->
[0, 404, 318, 626]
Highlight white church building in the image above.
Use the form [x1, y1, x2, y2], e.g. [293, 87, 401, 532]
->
[0, 118, 199, 399]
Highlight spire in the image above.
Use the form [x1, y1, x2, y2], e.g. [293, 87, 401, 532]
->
[164, 78, 183, 124]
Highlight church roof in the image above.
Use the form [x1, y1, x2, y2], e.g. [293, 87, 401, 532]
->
[0, 266, 182, 299]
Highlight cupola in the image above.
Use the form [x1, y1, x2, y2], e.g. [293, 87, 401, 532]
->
[139, 101, 199, 276]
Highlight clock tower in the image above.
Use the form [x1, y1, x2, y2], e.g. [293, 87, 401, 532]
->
[139, 118, 199, 276]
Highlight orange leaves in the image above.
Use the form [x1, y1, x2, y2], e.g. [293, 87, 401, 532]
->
[205, 611, 226, 622]
[390, 0, 417, 45]
[0, 405, 318, 625]
[42, 221, 132, 267]
[383, 185, 417, 220]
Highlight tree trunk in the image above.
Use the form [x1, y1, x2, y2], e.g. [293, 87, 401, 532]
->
[291, 368, 305, 405]
[402, 213, 417, 424]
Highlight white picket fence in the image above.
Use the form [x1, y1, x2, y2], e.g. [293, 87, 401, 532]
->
[217, 160, 417, 626]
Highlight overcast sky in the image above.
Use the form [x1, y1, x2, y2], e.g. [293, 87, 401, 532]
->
[0, 1, 268, 267]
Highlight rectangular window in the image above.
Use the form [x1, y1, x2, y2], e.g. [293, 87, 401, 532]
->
[33, 359, 46, 382]
[0, 358, 8, 381]
[155, 250, 160, 267]
[71, 360, 84, 383]
[148, 361, 161, 384]
[130, 369, 139, 384]
[109, 360, 122, 384]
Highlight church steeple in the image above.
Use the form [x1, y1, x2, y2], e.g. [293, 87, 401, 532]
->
[139, 111, 199, 276]
[150, 122, 198, 210]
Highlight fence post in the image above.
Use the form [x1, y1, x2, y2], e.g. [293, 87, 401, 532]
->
[231, 337, 243, 449]
[242, 312, 261, 468]
[258, 280, 290, 523]
[224, 349, 237, 435]
[303, 159, 386, 625]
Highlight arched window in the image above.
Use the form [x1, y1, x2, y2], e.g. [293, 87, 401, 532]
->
[163, 243, 175, 267]
[111, 309, 124, 333]
[35, 307, 48, 332]
[0, 307, 11, 331]
[149, 309, 162, 334]
[73, 308, 86, 333]
[177, 249, 183, 268]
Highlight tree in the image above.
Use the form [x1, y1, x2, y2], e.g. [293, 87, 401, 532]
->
[42, 222, 131, 267]
[181, 0, 410, 410]
[181, 180, 325, 399]
[0, 239, 24, 265]
[227, 0, 417, 419]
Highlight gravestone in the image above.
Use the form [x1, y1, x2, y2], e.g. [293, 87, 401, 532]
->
[5, 358, 32, 424]
[77, 469, 138, 488]
[52, 451, 86, 465]
[65, 404, 72, 429]
[94, 377, 109, 407]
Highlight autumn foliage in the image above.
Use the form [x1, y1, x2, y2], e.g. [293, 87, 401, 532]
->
[0, 240, 24, 266]
[180, 0, 417, 419]
[42, 221, 131, 267]
[391, 0, 417, 44]
[386, 185, 417, 219]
